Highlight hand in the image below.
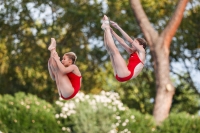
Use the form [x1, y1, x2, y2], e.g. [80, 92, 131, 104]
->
[110, 28, 114, 33]
[110, 21, 120, 29]
[52, 52, 60, 60]
[132, 39, 140, 46]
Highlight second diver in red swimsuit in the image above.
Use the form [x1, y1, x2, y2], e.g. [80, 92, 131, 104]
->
[101, 15, 147, 82]
[48, 38, 82, 100]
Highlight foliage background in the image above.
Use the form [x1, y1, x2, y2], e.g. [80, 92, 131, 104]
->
[0, 92, 200, 133]
[0, 0, 199, 130]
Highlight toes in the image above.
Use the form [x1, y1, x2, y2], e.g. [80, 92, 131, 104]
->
[103, 15, 109, 20]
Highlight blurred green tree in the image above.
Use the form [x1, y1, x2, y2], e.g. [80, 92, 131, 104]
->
[0, 0, 199, 121]
[0, 0, 109, 102]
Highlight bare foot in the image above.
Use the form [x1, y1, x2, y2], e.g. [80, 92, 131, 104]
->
[101, 15, 110, 30]
[48, 38, 57, 51]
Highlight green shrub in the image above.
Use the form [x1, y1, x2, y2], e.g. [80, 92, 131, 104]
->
[116, 110, 200, 133]
[2, 91, 199, 133]
[54, 91, 126, 133]
[0, 92, 61, 133]
[116, 109, 156, 133]
[54, 91, 200, 133]
[156, 112, 200, 133]
[54, 91, 155, 133]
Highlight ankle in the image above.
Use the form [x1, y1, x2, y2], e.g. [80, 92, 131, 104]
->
[104, 27, 110, 31]
[50, 49, 56, 54]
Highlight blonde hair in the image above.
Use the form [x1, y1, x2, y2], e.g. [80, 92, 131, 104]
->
[64, 52, 77, 64]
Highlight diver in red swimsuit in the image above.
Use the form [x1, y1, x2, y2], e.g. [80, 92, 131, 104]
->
[101, 15, 147, 82]
[48, 38, 82, 100]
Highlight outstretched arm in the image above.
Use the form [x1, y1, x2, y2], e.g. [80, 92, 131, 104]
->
[110, 21, 133, 44]
[110, 21, 144, 53]
[110, 28, 134, 54]
[52, 52, 75, 74]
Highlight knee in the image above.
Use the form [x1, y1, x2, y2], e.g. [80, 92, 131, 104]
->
[48, 57, 57, 66]
[49, 57, 54, 62]
[111, 48, 120, 55]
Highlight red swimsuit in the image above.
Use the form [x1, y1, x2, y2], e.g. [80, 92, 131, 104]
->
[115, 52, 143, 82]
[61, 72, 82, 100]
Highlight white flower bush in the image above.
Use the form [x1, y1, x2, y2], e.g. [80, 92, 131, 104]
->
[55, 91, 133, 133]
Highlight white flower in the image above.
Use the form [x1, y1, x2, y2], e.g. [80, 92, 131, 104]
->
[60, 113, 63, 117]
[75, 98, 80, 103]
[26, 105, 30, 109]
[55, 114, 59, 118]
[125, 119, 129, 123]
[62, 106, 68, 112]
[55, 101, 63, 106]
[116, 122, 120, 126]
[62, 127, 66, 131]
[89, 99, 96, 105]
[103, 103, 108, 107]
[66, 127, 71, 132]
[111, 124, 116, 128]
[116, 116, 120, 120]
[131, 115, 135, 119]
[124, 129, 128, 132]
[113, 107, 117, 111]
[20, 101, 24, 105]
[67, 110, 76, 116]
[151, 127, 156, 131]
[101, 90, 106, 95]
[85, 95, 90, 99]
[109, 129, 118, 133]
[122, 122, 127, 126]
[55, 90, 128, 132]
[63, 115, 67, 118]
[76, 92, 85, 100]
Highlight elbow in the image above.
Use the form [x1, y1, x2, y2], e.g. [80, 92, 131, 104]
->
[60, 69, 68, 75]
[120, 40, 126, 44]
[128, 39, 133, 44]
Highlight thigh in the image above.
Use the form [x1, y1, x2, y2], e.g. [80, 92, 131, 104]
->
[48, 60, 55, 80]
[48, 57, 61, 72]
[111, 53, 130, 77]
[57, 74, 74, 98]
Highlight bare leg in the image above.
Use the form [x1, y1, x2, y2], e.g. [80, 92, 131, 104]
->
[102, 16, 130, 77]
[48, 59, 55, 81]
[48, 38, 57, 81]
[103, 34, 117, 76]
[48, 38, 74, 98]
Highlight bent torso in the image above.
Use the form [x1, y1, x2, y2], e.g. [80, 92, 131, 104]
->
[131, 51, 145, 79]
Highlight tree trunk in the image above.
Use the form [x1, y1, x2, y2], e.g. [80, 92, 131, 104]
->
[151, 37, 175, 124]
[129, 0, 189, 124]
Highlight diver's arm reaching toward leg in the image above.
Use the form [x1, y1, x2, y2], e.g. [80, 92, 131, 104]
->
[111, 28, 135, 54]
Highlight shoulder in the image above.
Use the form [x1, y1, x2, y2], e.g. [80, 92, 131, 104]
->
[70, 64, 81, 76]
[69, 64, 80, 70]
[138, 49, 146, 55]
[65, 64, 76, 71]
[137, 51, 146, 62]
[69, 64, 77, 68]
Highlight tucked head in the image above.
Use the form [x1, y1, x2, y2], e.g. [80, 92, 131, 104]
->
[135, 38, 147, 50]
[61, 52, 77, 66]
[65, 52, 77, 64]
